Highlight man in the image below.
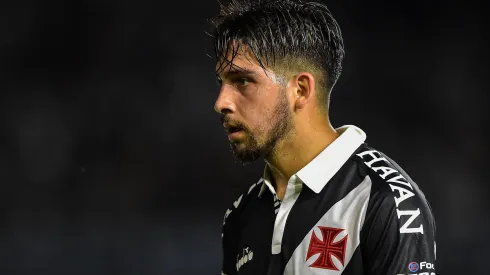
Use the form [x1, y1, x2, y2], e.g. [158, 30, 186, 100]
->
[210, 1, 436, 274]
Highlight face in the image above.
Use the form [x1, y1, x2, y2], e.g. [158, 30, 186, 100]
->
[214, 48, 294, 165]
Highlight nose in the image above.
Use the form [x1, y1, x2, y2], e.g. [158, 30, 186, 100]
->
[214, 85, 236, 114]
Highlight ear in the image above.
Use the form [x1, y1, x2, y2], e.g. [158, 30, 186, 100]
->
[292, 72, 316, 111]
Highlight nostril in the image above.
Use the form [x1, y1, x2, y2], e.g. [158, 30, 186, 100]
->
[220, 108, 233, 115]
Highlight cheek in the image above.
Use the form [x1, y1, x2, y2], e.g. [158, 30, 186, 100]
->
[236, 101, 261, 124]
[237, 89, 278, 132]
[248, 109, 274, 134]
[236, 95, 262, 113]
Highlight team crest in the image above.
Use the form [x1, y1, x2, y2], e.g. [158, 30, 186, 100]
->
[306, 226, 348, 271]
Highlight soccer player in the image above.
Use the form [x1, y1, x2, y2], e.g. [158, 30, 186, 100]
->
[210, 1, 436, 274]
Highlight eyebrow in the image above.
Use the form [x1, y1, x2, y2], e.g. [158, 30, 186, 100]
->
[216, 67, 258, 79]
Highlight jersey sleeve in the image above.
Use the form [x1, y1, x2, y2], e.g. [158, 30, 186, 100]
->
[361, 190, 437, 275]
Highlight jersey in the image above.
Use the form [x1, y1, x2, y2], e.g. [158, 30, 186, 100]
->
[220, 126, 436, 275]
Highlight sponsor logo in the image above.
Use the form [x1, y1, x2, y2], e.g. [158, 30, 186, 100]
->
[306, 226, 348, 271]
[398, 261, 435, 275]
[236, 247, 254, 271]
[408, 262, 419, 272]
[357, 150, 424, 234]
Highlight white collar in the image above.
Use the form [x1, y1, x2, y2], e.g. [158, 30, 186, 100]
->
[258, 125, 366, 197]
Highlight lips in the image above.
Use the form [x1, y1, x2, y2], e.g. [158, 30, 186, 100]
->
[228, 126, 242, 133]
[223, 122, 242, 134]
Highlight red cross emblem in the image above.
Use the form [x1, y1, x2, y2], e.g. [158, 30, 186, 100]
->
[306, 226, 348, 271]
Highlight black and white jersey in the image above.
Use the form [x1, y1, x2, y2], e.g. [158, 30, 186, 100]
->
[221, 125, 436, 275]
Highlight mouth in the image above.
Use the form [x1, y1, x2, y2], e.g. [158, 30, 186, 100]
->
[226, 126, 245, 141]
[223, 122, 243, 134]
[228, 126, 242, 134]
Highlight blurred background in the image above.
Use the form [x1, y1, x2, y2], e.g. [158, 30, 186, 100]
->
[0, 0, 488, 274]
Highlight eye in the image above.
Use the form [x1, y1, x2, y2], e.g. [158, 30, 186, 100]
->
[235, 78, 251, 86]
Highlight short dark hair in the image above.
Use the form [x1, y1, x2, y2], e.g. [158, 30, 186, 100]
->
[209, 0, 345, 113]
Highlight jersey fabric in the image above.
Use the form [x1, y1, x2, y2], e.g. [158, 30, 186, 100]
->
[221, 125, 436, 275]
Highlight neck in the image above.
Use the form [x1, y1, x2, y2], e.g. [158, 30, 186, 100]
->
[264, 117, 339, 198]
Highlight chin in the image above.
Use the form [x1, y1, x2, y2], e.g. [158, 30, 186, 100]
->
[231, 147, 262, 164]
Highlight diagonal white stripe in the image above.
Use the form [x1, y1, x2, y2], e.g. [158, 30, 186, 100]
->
[283, 175, 372, 275]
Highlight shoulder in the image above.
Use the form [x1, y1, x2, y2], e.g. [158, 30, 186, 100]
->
[354, 144, 430, 207]
[354, 144, 435, 234]
[221, 178, 263, 235]
[354, 146, 437, 272]
[221, 179, 263, 275]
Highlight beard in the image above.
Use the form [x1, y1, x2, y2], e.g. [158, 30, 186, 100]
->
[229, 88, 293, 165]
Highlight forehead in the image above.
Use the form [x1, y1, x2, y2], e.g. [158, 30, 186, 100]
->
[215, 43, 266, 76]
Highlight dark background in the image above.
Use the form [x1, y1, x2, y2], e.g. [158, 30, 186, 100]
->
[0, 0, 488, 274]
